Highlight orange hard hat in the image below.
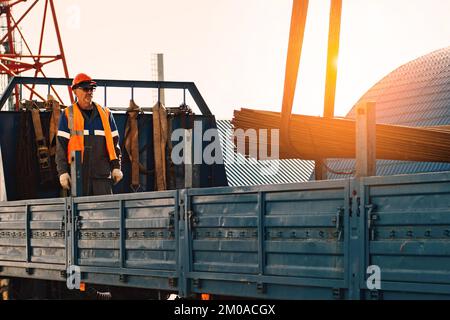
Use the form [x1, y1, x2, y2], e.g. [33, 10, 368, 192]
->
[72, 73, 97, 90]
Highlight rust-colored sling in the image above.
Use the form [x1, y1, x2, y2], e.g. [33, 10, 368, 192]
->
[124, 100, 141, 190]
[280, 0, 309, 145]
[47, 95, 61, 157]
[30, 104, 51, 173]
[152, 102, 168, 191]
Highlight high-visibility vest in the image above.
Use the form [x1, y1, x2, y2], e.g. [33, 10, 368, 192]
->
[65, 102, 117, 163]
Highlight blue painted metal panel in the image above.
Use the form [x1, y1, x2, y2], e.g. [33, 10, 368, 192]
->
[0, 171, 449, 299]
[70, 191, 179, 291]
[184, 180, 349, 299]
[0, 197, 66, 280]
[359, 171, 450, 299]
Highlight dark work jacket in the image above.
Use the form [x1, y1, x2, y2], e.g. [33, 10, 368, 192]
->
[55, 102, 121, 192]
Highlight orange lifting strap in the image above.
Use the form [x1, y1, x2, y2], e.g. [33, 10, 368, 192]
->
[280, 0, 343, 140]
[280, 0, 309, 145]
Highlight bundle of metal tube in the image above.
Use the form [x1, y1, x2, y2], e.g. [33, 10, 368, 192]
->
[232, 108, 450, 162]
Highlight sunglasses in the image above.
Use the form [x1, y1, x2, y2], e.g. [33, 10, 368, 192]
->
[79, 87, 96, 92]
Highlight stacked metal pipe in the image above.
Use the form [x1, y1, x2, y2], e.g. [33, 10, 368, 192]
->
[232, 108, 450, 162]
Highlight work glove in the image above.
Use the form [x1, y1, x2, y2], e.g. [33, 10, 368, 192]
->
[112, 168, 123, 185]
[59, 173, 71, 190]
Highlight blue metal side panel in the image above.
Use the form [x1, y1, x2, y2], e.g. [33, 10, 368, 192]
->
[359, 171, 450, 299]
[0, 197, 66, 280]
[71, 191, 179, 290]
[185, 180, 350, 299]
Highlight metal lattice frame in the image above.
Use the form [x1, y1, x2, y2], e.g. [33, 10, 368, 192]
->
[0, 0, 73, 109]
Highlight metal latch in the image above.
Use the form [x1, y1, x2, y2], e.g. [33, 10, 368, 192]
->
[366, 204, 378, 240]
[168, 210, 175, 229]
[74, 216, 82, 231]
[256, 282, 266, 294]
[333, 207, 344, 241]
[60, 217, 65, 231]
[119, 274, 127, 283]
[188, 210, 199, 227]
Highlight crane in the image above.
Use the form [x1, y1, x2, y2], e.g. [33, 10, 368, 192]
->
[0, 0, 73, 110]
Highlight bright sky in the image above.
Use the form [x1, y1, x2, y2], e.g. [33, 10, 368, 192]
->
[13, 0, 450, 119]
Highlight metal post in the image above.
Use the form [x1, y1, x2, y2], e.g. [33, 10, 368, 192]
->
[355, 102, 376, 177]
[70, 150, 82, 196]
[157, 53, 165, 106]
[184, 129, 193, 189]
[314, 161, 327, 180]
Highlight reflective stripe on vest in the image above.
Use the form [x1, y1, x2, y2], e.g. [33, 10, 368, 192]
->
[65, 103, 117, 164]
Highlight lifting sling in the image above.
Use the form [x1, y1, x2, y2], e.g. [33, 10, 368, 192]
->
[27, 102, 52, 184]
[152, 101, 168, 191]
[47, 95, 61, 157]
[124, 100, 142, 191]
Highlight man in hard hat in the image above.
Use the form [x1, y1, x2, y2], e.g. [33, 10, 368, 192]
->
[56, 73, 123, 195]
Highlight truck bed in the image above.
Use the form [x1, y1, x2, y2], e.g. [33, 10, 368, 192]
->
[1, 171, 450, 299]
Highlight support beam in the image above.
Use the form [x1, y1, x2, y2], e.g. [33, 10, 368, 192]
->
[355, 102, 376, 177]
[70, 150, 83, 197]
[316, 0, 343, 181]
[184, 129, 193, 189]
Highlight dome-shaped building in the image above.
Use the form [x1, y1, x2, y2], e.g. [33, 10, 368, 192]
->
[325, 46, 450, 179]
